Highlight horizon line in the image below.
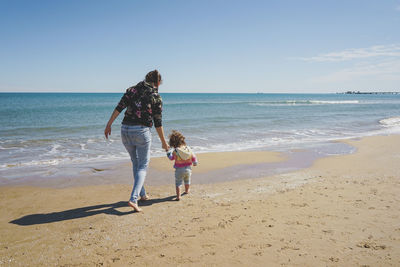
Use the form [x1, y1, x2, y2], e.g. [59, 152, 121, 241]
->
[0, 91, 344, 94]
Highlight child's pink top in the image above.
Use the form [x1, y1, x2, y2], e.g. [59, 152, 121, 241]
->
[167, 146, 198, 168]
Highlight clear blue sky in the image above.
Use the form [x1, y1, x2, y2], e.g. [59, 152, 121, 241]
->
[1, 0, 399, 93]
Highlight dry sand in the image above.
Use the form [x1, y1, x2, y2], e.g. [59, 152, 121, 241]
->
[0, 135, 399, 266]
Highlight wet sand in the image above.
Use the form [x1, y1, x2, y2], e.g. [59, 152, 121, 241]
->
[0, 150, 287, 188]
[0, 135, 399, 266]
[0, 147, 336, 188]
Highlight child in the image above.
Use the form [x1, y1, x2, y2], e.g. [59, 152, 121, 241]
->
[166, 130, 198, 200]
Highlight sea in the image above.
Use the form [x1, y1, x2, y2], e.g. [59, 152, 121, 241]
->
[1, 92, 400, 180]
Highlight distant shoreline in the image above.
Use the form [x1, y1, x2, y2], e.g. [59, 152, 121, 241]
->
[339, 91, 400, 95]
[0, 92, 340, 94]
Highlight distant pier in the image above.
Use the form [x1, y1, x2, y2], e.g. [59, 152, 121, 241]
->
[339, 91, 400, 95]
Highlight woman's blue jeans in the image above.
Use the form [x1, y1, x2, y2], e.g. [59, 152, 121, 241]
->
[121, 125, 151, 203]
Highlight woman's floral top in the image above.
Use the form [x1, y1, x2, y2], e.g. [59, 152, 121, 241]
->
[115, 81, 163, 127]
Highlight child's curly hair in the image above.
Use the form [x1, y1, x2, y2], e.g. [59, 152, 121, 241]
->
[168, 130, 186, 148]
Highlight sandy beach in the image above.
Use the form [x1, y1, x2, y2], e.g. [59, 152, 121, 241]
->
[0, 135, 399, 266]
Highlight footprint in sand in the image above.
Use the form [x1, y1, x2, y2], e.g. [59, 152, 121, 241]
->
[357, 241, 386, 250]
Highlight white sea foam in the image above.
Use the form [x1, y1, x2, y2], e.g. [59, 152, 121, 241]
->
[379, 116, 400, 127]
[48, 144, 61, 154]
[0, 146, 14, 150]
[169, 99, 362, 106]
[0, 153, 130, 170]
[152, 133, 343, 157]
[23, 159, 61, 167]
[249, 100, 360, 106]
[1, 120, 395, 173]
[309, 100, 359, 104]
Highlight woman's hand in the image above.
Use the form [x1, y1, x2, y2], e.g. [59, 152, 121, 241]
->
[105, 109, 120, 140]
[104, 124, 112, 139]
[162, 142, 170, 152]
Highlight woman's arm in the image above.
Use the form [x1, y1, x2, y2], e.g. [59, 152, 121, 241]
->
[156, 126, 169, 151]
[104, 109, 120, 139]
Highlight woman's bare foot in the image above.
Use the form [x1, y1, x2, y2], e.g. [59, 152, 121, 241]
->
[176, 196, 181, 201]
[128, 201, 142, 212]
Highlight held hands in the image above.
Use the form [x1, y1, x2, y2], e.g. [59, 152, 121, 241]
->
[162, 142, 170, 152]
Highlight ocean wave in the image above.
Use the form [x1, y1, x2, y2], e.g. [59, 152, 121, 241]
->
[165, 99, 362, 107]
[309, 100, 359, 104]
[165, 100, 247, 106]
[2, 159, 62, 168]
[0, 146, 15, 150]
[48, 144, 61, 154]
[150, 130, 352, 157]
[0, 153, 130, 170]
[379, 116, 400, 127]
[0, 125, 103, 138]
[249, 100, 360, 106]
[1, 124, 396, 174]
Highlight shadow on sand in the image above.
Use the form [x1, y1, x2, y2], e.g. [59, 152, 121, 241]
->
[10, 195, 176, 226]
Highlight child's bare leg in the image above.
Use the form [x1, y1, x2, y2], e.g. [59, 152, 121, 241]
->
[184, 184, 190, 194]
[176, 186, 181, 200]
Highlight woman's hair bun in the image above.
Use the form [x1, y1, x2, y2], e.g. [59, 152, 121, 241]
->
[145, 70, 162, 85]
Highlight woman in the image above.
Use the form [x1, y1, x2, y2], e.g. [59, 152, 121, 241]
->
[104, 70, 169, 212]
